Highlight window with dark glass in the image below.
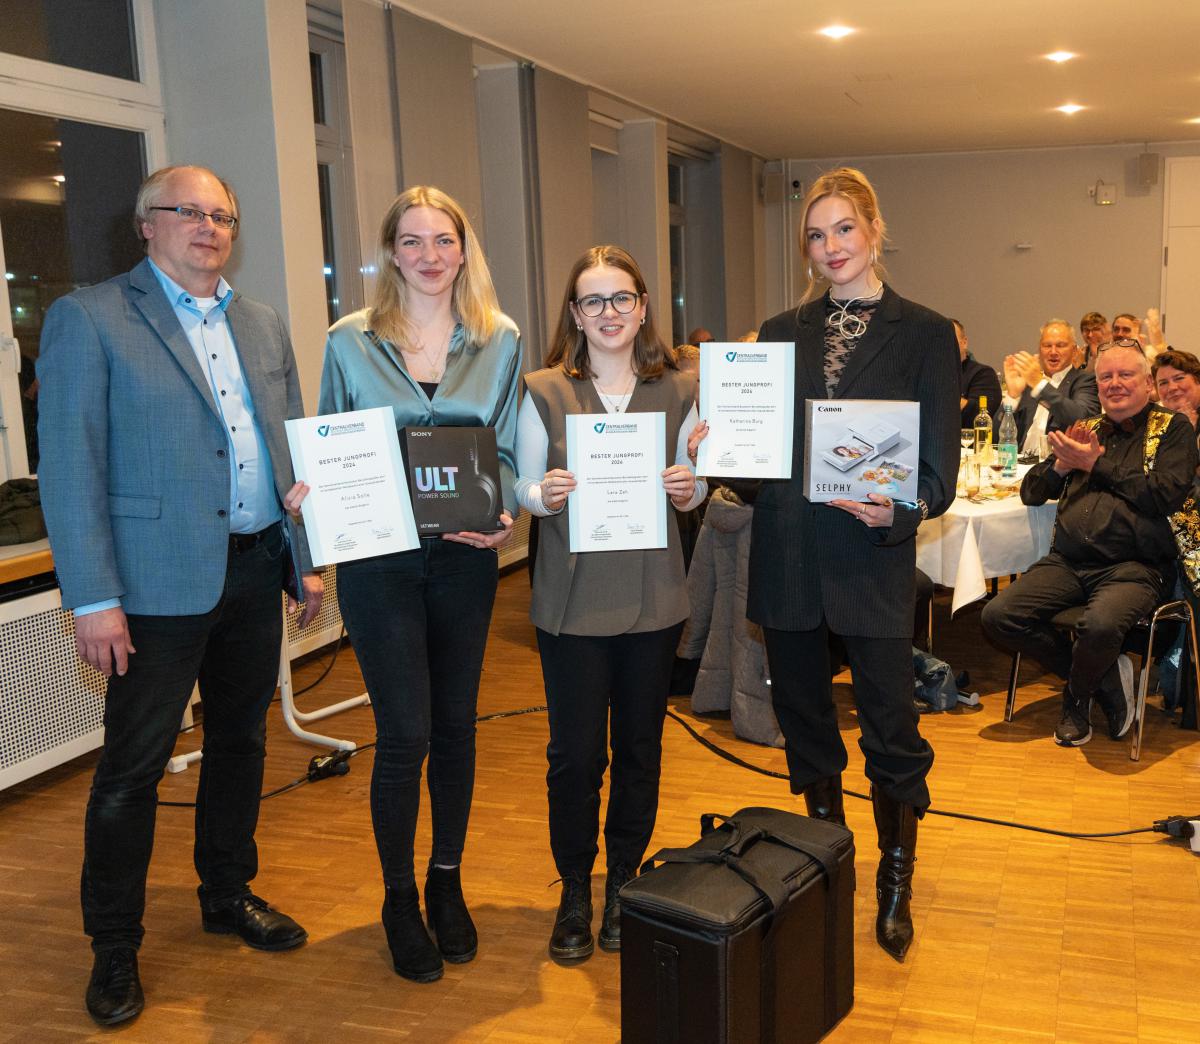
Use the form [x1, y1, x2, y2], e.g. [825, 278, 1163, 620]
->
[0, 0, 138, 81]
[0, 107, 145, 471]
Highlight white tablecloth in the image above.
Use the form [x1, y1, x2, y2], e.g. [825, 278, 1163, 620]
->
[916, 479, 1057, 613]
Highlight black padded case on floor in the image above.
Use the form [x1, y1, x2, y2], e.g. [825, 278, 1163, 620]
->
[619, 807, 854, 1044]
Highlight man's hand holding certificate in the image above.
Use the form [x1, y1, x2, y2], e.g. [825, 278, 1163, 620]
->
[285, 406, 419, 566]
[564, 412, 669, 553]
[696, 342, 795, 479]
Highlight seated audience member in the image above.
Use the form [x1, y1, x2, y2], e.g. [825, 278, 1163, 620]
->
[736, 330, 759, 342]
[1112, 311, 1169, 361]
[1152, 350, 1200, 431]
[997, 319, 1098, 451]
[981, 342, 1198, 746]
[687, 326, 715, 345]
[954, 318, 1002, 427]
[1077, 311, 1110, 370]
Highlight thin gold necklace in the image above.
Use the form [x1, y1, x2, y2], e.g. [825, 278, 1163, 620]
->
[593, 370, 636, 413]
[412, 321, 452, 380]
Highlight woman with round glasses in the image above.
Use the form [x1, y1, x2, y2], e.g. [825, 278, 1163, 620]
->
[315, 186, 520, 983]
[747, 168, 960, 962]
[515, 245, 705, 963]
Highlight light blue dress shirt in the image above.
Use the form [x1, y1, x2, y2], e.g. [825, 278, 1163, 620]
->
[76, 260, 281, 616]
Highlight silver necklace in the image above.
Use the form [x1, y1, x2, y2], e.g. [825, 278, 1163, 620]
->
[593, 371, 636, 413]
[827, 282, 883, 339]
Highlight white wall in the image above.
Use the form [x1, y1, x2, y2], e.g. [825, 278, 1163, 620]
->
[768, 142, 1200, 368]
[155, 0, 328, 408]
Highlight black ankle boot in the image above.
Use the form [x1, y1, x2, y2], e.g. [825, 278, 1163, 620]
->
[872, 788, 918, 962]
[381, 884, 443, 982]
[548, 873, 593, 962]
[802, 773, 846, 826]
[424, 866, 478, 963]
[597, 864, 635, 952]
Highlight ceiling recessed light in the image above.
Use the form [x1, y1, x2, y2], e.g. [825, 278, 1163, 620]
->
[818, 25, 855, 40]
[1055, 103, 1084, 115]
[1045, 51, 1076, 63]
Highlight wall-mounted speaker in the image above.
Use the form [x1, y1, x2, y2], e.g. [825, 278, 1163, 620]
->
[1137, 153, 1160, 188]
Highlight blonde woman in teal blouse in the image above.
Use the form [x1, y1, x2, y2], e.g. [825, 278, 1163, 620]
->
[318, 187, 519, 983]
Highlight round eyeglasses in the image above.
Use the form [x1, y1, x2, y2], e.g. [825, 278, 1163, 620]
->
[574, 291, 641, 318]
[149, 205, 239, 231]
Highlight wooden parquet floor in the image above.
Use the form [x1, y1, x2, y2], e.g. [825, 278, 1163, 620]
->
[3, 569, 1200, 1042]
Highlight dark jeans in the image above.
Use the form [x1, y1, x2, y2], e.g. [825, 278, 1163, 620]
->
[337, 540, 498, 890]
[981, 551, 1165, 698]
[537, 622, 684, 878]
[82, 525, 285, 952]
[764, 624, 934, 811]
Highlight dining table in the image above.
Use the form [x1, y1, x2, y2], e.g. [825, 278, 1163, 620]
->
[916, 464, 1058, 614]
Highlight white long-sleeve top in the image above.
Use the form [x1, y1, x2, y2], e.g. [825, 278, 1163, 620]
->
[515, 390, 707, 516]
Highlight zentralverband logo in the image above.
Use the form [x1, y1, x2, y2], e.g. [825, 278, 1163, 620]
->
[317, 421, 367, 437]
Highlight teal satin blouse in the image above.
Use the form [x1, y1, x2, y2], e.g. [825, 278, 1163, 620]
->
[318, 308, 522, 515]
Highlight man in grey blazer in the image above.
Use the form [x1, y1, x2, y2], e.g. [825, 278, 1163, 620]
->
[995, 319, 1099, 449]
[37, 165, 323, 1026]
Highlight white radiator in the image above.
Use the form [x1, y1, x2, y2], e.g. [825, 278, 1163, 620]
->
[0, 566, 348, 792]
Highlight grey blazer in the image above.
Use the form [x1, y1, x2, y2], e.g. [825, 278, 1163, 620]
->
[37, 258, 310, 615]
[747, 286, 961, 638]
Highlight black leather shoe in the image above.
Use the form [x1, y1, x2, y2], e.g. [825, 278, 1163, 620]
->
[548, 873, 593, 963]
[85, 947, 143, 1026]
[424, 866, 478, 963]
[872, 788, 917, 963]
[382, 885, 444, 983]
[201, 894, 307, 951]
[598, 865, 635, 952]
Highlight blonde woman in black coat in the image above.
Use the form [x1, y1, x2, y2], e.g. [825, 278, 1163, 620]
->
[747, 168, 959, 962]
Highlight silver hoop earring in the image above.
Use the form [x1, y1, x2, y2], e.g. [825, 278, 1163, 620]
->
[807, 262, 814, 282]
[576, 323, 582, 331]
[640, 318, 645, 326]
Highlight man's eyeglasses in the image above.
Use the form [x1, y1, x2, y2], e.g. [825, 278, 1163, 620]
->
[574, 292, 641, 318]
[1096, 338, 1144, 356]
[149, 205, 238, 231]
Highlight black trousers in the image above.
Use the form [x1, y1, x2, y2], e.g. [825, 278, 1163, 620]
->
[82, 525, 284, 952]
[763, 624, 934, 811]
[980, 551, 1164, 698]
[337, 540, 498, 890]
[537, 622, 684, 877]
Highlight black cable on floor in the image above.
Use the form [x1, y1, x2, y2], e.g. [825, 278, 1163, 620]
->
[157, 698, 1178, 843]
[663, 709, 1158, 841]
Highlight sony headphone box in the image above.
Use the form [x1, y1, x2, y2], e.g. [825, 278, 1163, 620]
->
[401, 426, 504, 533]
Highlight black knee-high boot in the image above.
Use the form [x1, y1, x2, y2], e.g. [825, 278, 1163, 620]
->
[872, 787, 917, 962]
[802, 773, 846, 826]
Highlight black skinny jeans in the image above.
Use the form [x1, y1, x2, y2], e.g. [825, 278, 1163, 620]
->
[82, 524, 285, 952]
[537, 622, 684, 878]
[337, 539, 498, 890]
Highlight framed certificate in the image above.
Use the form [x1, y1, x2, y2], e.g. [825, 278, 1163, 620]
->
[565, 412, 667, 553]
[285, 406, 420, 566]
[696, 342, 795, 479]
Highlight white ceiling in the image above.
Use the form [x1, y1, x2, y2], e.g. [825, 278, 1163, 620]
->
[396, 0, 1200, 158]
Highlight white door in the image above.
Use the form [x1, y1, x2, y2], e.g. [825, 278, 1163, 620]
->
[1161, 157, 1200, 352]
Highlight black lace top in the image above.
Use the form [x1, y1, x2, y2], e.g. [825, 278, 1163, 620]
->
[822, 294, 880, 397]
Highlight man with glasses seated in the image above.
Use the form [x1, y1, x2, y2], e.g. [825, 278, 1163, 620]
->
[997, 318, 1099, 454]
[981, 341, 1197, 746]
[37, 165, 322, 1026]
[1077, 311, 1111, 370]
